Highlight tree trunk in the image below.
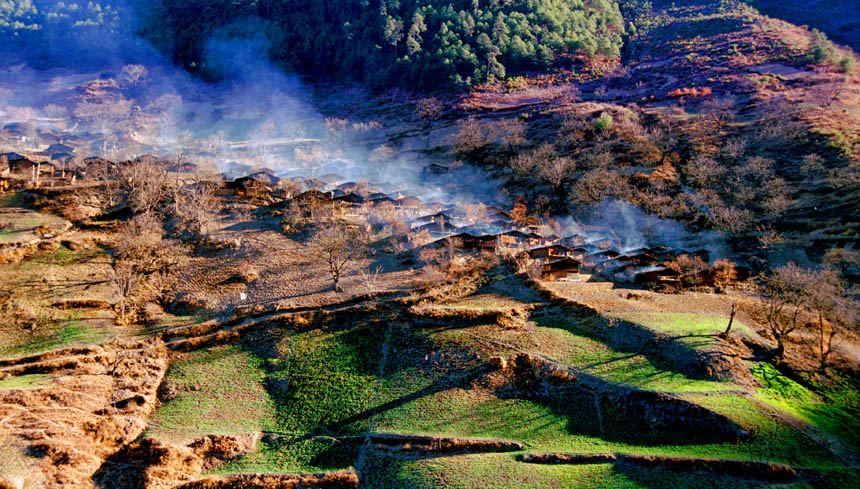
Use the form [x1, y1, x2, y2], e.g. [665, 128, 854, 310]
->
[774, 336, 785, 362]
[723, 302, 736, 337]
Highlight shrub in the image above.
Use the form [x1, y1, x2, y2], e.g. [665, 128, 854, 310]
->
[504, 76, 528, 92]
[806, 29, 838, 65]
[593, 112, 614, 132]
[416, 97, 443, 120]
[839, 54, 856, 73]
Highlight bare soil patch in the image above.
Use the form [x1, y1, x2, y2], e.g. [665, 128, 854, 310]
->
[0, 341, 167, 489]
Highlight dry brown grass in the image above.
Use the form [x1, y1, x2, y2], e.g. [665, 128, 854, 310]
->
[0, 340, 168, 489]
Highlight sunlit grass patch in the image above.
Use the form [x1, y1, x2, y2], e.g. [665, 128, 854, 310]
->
[0, 374, 50, 390]
[146, 345, 278, 444]
[532, 315, 734, 393]
[0, 318, 112, 358]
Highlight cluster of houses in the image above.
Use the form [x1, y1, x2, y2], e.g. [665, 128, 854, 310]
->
[0, 137, 749, 290]
[234, 171, 744, 289]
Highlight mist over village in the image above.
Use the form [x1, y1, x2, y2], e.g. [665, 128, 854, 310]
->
[1, 1, 860, 488]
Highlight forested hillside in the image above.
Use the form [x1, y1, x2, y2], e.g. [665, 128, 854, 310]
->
[0, 0, 135, 66]
[141, 0, 625, 89]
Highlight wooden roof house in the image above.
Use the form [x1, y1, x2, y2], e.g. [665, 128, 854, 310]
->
[541, 258, 582, 281]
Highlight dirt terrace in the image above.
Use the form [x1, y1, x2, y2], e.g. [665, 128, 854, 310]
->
[170, 216, 420, 315]
[0, 341, 167, 489]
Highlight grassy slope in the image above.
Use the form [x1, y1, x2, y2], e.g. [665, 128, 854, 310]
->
[146, 345, 278, 443]
[363, 452, 814, 489]
[0, 246, 116, 358]
[161, 264, 859, 487]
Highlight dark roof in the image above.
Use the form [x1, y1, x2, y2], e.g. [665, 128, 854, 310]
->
[44, 143, 74, 154]
[369, 196, 396, 205]
[427, 232, 496, 249]
[2, 152, 28, 162]
[301, 178, 326, 189]
[336, 181, 362, 191]
[333, 193, 366, 204]
[625, 253, 658, 263]
[294, 189, 330, 202]
[396, 196, 423, 208]
[543, 257, 581, 271]
[424, 163, 449, 174]
[248, 171, 280, 185]
[499, 230, 531, 239]
[414, 221, 455, 233]
[591, 250, 620, 257]
[528, 244, 573, 255]
[415, 212, 454, 224]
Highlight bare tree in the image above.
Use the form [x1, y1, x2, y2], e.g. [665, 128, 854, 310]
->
[723, 302, 737, 337]
[175, 178, 220, 239]
[416, 97, 443, 121]
[700, 96, 736, 133]
[759, 264, 814, 361]
[122, 64, 149, 87]
[119, 160, 173, 215]
[108, 261, 143, 325]
[806, 267, 858, 369]
[308, 221, 369, 292]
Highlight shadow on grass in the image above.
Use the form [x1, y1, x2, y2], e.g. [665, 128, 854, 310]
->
[534, 312, 716, 382]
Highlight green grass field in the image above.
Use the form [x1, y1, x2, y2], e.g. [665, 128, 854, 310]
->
[0, 374, 50, 389]
[0, 319, 113, 358]
[147, 277, 859, 487]
[146, 345, 278, 443]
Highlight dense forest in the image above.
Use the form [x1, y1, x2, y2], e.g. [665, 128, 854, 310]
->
[140, 0, 625, 89]
[0, 0, 138, 67]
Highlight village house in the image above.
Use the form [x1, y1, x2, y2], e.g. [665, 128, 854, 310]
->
[413, 220, 456, 237]
[528, 245, 575, 261]
[614, 263, 660, 283]
[561, 234, 587, 247]
[41, 143, 75, 157]
[368, 195, 396, 206]
[300, 178, 326, 190]
[332, 192, 366, 205]
[446, 232, 497, 251]
[168, 162, 199, 173]
[247, 170, 280, 186]
[541, 258, 582, 281]
[497, 230, 532, 247]
[581, 250, 621, 268]
[395, 196, 422, 210]
[412, 212, 454, 228]
[336, 181, 365, 194]
[635, 267, 682, 287]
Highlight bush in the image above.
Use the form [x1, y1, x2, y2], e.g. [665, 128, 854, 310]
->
[839, 54, 856, 73]
[806, 29, 839, 65]
[504, 76, 528, 93]
[593, 112, 614, 132]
